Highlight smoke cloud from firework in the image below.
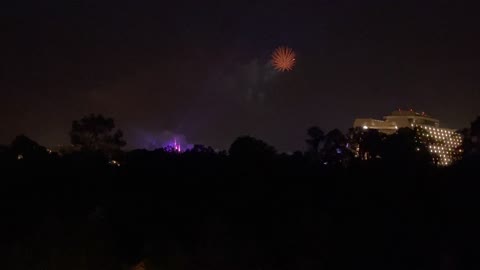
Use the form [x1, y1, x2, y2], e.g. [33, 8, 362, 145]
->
[109, 51, 290, 152]
[210, 57, 279, 103]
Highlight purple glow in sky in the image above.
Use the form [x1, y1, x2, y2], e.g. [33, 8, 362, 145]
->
[170, 138, 182, 152]
[128, 129, 193, 151]
[163, 137, 191, 153]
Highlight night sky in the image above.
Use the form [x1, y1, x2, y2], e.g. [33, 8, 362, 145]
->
[2, 0, 479, 151]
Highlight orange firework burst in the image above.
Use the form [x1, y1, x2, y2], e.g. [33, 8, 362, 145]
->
[271, 46, 296, 72]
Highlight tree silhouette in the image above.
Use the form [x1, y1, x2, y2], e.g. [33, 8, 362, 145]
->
[189, 144, 216, 154]
[346, 128, 386, 160]
[10, 135, 48, 159]
[305, 126, 325, 155]
[459, 116, 480, 158]
[321, 129, 350, 165]
[382, 127, 431, 165]
[469, 116, 480, 155]
[458, 127, 472, 159]
[5, 118, 480, 270]
[471, 116, 480, 137]
[229, 136, 276, 161]
[360, 129, 385, 160]
[70, 114, 126, 152]
[346, 127, 363, 157]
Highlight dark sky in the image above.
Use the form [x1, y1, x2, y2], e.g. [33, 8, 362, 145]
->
[1, 0, 479, 151]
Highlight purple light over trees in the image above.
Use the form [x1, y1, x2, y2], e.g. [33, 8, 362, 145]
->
[164, 137, 187, 153]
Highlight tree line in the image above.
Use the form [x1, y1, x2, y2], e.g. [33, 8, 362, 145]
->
[2, 113, 480, 167]
[1, 114, 480, 270]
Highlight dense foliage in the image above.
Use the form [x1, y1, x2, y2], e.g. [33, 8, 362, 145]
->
[1, 116, 480, 270]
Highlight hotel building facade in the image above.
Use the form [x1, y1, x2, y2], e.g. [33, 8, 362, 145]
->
[354, 110, 462, 165]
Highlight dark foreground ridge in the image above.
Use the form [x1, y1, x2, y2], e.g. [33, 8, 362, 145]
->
[1, 115, 480, 270]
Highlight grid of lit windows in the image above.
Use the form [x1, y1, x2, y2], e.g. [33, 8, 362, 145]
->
[416, 125, 462, 166]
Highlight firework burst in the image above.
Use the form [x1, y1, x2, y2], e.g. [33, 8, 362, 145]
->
[271, 46, 296, 72]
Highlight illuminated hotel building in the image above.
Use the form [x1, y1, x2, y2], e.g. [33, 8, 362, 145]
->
[354, 110, 462, 166]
